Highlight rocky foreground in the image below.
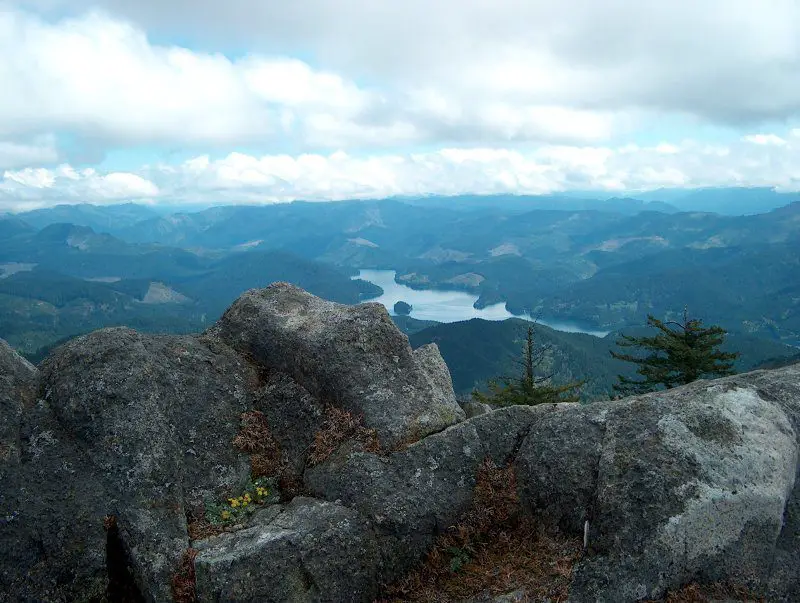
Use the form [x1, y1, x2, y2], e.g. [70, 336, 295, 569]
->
[1, 283, 799, 602]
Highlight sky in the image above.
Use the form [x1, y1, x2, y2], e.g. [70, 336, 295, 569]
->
[1, 0, 800, 211]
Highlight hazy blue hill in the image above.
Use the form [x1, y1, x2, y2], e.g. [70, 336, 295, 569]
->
[107, 198, 800, 345]
[0, 221, 386, 356]
[673, 187, 800, 215]
[539, 242, 800, 343]
[0, 268, 205, 355]
[17, 203, 160, 235]
[173, 249, 382, 316]
[116, 213, 210, 245]
[410, 318, 798, 401]
[0, 268, 133, 306]
[401, 194, 678, 215]
[5, 194, 800, 363]
[389, 315, 439, 335]
[632, 187, 800, 215]
[0, 216, 35, 239]
[409, 318, 632, 400]
[30, 223, 131, 252]
[0, 222, 211, 280]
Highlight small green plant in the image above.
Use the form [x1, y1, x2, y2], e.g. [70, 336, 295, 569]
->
[204, 476, 278, 526]
[447, 547, 471, 574]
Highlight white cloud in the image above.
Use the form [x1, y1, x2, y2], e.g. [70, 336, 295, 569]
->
[0, 135, 60, 169]
[742, 134, 787, 146]
[1, 164, 158, 210]
[0, 5, 626, 159]
[16, 0, 800, 123]
[3, 130, 799, 211]
[2, 1, 800, 203]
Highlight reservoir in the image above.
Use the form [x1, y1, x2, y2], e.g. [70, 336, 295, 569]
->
[354, 269, 610, 337]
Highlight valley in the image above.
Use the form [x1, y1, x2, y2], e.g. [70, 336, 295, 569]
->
[353, 268, 610, 335]
[2, 189, 799, 394]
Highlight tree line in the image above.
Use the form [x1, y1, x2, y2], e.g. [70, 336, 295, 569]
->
[474, 309, 739, 407]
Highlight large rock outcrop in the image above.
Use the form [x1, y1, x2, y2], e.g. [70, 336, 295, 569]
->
[515, 374, 800, 601]
[1, 329, 257, 601]
[1, 282, 799, 602]
[210, 283, 464, 446]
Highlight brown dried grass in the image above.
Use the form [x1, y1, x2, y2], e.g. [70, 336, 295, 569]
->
[186, 506, 226, 541]
[171, 548, 198, 603]
[379, 459, 582, 602]
[307, 405, 381, 466]
[232, 410, 283, 478]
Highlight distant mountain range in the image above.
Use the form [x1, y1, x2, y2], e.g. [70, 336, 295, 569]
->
[2, 188, 799, 389]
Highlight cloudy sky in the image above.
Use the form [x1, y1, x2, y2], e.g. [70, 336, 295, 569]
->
[1, 0, 800, 210]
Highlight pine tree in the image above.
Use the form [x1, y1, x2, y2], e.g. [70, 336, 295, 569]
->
[473, 325, 583, 406]
[610, 309, 739, 396]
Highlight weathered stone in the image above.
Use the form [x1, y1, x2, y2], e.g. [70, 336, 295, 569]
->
[515, 403, 605, 535]
[0, 339, 36, 467]
[513, 368, 800, 602]
[461, 399, 492, 419]
[194, 497, 379, 603]
[2, 329, 257, 602]
[253, 372, 324, 474]
[304, 405, 545, 583]
[210, 283, 465, 446]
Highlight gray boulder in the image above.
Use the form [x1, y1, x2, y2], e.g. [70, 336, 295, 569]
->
[253, 372, 324, 475]
[305, 405, 547, 583]
[210, 283, 464, 446]
[195, 497, 379, 602]
[2, 329, 257, 602]
[514, 366, 800, 602]
[0, 340, 42, 597]
[0, 339, 37, 468]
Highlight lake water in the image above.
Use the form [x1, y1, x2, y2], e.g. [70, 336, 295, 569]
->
[354, 269, 610, 337]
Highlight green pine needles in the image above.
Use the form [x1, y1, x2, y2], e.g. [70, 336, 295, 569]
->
[473, 325, 583, 407]
[611, 310, 739, 396]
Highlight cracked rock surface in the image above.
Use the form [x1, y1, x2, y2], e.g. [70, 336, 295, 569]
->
[0, 283, 799, 602]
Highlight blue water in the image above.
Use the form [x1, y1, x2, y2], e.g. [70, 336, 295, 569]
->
[354, 269, 610, 337]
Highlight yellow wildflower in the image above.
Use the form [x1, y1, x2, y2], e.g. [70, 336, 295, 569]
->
[220, 510, 231, 520]
[229, 498, 240, 508]
[243, 493, 252, 502]
[242, 500, 249, 507]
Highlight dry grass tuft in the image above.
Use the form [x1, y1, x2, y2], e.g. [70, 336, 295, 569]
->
[232, 410, 282, 478]
[307, 405, 381, 466]
[653, 581, 765, 602]
[232, 409, 307, 502]
[171, 548, 198, 603]
[379, 459, 582, 602]
[186, 506, 226, 541]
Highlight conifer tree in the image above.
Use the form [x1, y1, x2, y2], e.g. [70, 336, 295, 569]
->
[473, 325, 583, 406]
[611, 309, 738, 396]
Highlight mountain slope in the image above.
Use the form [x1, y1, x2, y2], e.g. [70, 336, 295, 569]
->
[410, 318, 797, 401]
